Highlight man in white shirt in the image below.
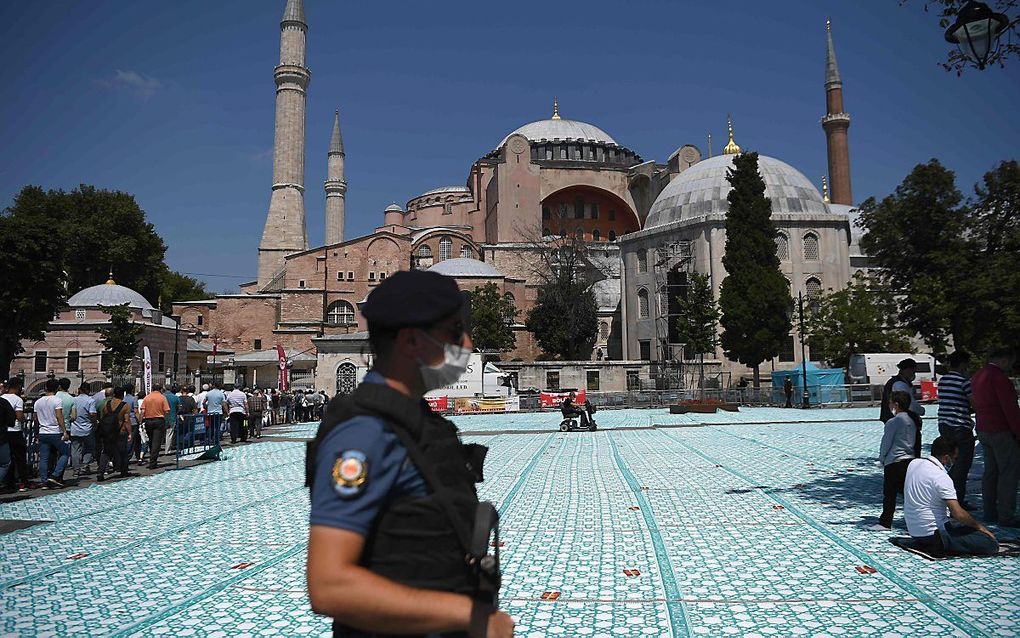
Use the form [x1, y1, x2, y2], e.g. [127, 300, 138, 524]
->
[904, 435, 998, 556]
[225, 385, 249, 444]
[35, 378, 71, 488]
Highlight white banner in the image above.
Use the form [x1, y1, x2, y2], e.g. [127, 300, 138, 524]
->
[143, 346, 152, 395]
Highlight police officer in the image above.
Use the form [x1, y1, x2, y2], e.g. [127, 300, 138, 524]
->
[306, 270, 514, 638]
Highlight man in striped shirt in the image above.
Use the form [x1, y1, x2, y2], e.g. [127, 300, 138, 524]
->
[938, 351, 975, 506]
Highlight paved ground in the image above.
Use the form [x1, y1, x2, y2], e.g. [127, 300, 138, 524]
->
[2, 406, 1018, 637]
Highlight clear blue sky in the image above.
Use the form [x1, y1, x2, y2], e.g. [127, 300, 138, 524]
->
[2, 0, 1017, 292]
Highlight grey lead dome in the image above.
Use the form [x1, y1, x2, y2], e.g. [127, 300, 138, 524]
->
[499, 118, 617, 149]
[644, 153, 829, 229]
[427, 257, 502, 277]
[67, 282, 155, 311]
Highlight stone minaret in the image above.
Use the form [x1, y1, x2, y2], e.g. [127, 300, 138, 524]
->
[258, 0, 311, 289]
[324, 109, 346, 245]
[821, 20, 852, 206]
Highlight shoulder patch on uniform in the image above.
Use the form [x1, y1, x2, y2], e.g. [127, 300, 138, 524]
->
[332, 450, 368, 499]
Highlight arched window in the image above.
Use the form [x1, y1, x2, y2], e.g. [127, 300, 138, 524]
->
[418, 245, 432, 258]
[574, 196, 585, 219]
[439, 236, 453, 261]
[637, 251, 647, 273]
[600, 321, 610, 339]
[775, 233, 789, 260]
[805, 277, 822, 298]
[803, 232, 819, 261]
[608, 230, 617, 242]
[504, 292, 516, 314]
[460, 244, 473, 259]
[575, 228, 584, 240]
[637, 289, 649, 319]
[591, 229, 601, 241]
[336, 362, 358, 395]
[326, 300, 356, 326]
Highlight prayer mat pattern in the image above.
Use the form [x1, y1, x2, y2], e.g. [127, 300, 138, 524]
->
[2, 408, 1018, 637]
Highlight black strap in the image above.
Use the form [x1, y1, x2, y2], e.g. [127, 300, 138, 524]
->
[469, 601, 495, 638]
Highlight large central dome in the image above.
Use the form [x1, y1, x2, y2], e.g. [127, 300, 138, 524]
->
[644, 153, 829, 229]
[499, 118, 616, 148]
[498, 100, 616, 149]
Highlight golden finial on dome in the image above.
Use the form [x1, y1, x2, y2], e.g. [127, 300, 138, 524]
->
[722, 115, 741, 155]
[822, 175, 830, 203]
[106, 267, 116, 285]
[551, 98, 561, 120]
[707, 133, 713, 158]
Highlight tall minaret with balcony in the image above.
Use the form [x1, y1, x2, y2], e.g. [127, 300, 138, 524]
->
[258, 0, 311, 289]
[324, 109, 346, 245]
[822, 20, 852, 206]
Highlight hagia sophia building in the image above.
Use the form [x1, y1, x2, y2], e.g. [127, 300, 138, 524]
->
[161, 0, 863, 393]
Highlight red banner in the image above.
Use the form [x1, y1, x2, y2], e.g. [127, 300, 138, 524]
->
[277, 344, 289, 391]
[425, 396, 449, 413]
[540, 390, 585, 408]
[921, 380, 938, 401]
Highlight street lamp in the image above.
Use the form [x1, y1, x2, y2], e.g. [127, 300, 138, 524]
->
[170, 314, 181, 385]
[944, 1, 1010, 69]
[798, 292, 810, 409]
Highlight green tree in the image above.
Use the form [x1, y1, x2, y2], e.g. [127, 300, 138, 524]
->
[158, 270, 210, 315]
[960, 159, 1020, 353]
[718, 152, 792, 387]
[798, 273, 912, 368]
[5, 184, 207, 310]
[674, 271, 719, 392]
[97, 303, 144, 377]
[468, 282, 517, 353]
[525, 240, 599, 360]
[859, 159, 968, 355]
[0, 212, 67, 380]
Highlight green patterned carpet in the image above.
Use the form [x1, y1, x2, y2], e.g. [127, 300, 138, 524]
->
[3, 406, 1018, 637]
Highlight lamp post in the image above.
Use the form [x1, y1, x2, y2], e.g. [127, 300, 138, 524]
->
[798, 292, 810, 409]
[944, 1, 1010, 69]
[170, 314, 181, 385]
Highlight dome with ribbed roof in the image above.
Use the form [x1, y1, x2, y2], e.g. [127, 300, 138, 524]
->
[68, 281, 154, 310]
[644, 153, 828, 229]
[427, 258, 502, 278]
[499, 118, 616, 148]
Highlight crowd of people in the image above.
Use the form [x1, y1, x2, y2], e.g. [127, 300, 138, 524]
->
[0, 377, 331, 492]
[876, 348, 1020, 557]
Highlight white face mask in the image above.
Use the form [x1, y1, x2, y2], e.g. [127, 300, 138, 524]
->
[417, 330, 471, 392]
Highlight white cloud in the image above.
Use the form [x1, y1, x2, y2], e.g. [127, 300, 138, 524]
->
[98, 69, 162, 100]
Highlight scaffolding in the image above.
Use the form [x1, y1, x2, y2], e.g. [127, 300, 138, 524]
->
[650, 239, 694, 390]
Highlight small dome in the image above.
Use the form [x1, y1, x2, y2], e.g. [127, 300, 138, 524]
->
[499, 119, 616, 149]
[68, 282, 155, 310]
[417, 186, 471, 198]
[428, 258, 502, 278]
[644, 153, 829, 229]
[384, 203, 403, 213]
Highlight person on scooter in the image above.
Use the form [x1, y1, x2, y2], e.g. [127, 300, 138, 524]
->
[561, 392, 590, 428]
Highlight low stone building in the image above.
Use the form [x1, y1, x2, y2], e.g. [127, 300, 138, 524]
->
[13, 278, 187, 394]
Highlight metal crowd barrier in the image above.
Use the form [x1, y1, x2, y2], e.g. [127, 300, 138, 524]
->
[175, 413, 223, 469]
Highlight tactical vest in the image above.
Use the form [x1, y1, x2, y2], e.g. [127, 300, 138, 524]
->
[306, 382, 494, 636]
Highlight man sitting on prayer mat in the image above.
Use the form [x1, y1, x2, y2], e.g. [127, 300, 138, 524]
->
[903, 435, 998, 557]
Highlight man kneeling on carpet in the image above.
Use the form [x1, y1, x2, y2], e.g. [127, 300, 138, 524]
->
[904, 435, 998, 556]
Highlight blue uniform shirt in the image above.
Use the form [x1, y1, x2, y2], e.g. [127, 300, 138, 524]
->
[309, 372, 427, 536]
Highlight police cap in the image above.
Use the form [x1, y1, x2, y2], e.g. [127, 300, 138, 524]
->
[361, 270, 464, 329]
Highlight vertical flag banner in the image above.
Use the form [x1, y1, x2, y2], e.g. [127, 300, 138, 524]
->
[143, 346, 152, 395]
[277, 344, 288, 391]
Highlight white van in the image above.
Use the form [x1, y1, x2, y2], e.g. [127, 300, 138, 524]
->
[848, 353, 938, 386]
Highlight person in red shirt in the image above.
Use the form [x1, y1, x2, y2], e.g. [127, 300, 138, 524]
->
[971, 347, 1020, 527]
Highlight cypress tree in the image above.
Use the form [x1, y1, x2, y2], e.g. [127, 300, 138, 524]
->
[718, 152, 792, 387]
